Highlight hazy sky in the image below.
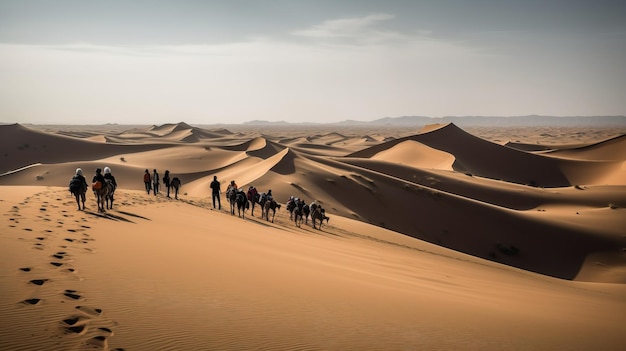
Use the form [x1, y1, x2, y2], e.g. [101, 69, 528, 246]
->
[1, 0, 625, 124]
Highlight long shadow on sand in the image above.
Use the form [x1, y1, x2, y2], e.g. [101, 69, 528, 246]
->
[83, 210, 135, 223]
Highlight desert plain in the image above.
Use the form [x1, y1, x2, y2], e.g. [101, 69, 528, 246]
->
[1, 121, 625, 350]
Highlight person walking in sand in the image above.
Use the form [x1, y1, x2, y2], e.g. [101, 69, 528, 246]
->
[210, 175, 221, 209]
[152, 169, 159, 195]
[163, 170, 171, 198]
[143, 169, 151, 194]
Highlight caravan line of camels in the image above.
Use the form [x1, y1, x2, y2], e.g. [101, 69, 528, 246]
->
[69, 168, 329, 230]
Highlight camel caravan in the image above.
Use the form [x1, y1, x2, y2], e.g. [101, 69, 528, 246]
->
[286, 196, 330, 230]
[224, 182, 330, 230]
[70, 169, 329, 229]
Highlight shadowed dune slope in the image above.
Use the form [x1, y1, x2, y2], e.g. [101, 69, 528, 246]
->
[247, 139, 287, 159]
[0, 124, 171, 174]
[223, 137, 267, 152]
[276, 155, 626, 281]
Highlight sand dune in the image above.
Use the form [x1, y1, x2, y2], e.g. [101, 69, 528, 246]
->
[1, 122, 625, 350]
[370, 140, 455, 170]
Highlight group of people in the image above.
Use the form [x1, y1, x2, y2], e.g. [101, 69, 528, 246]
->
[70, 166, 118, 192]
[70, 168, 325, 224]
[209, 175, 273, 215]
[68, 166, 118, 210]
[143, 169, 181, 199]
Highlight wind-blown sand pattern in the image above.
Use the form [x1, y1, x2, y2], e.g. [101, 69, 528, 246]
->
[1, 122, 625, 350]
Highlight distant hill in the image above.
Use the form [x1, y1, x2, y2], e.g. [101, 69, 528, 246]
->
[245, 115, 626, 127]
[355, 115, 626, 127]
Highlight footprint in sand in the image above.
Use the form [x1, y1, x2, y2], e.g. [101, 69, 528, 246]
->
[63, 289, 83, 300]
[86, 335, 110, 348]
[29, 279, 49, 286]
[21, 298, 42, 305]
[75, 305, 103, 317]
[19, 267, 32, 272]
[61, 316, 90, 334]
[51, 250, 70, 258]
[33, 236, 47, 249]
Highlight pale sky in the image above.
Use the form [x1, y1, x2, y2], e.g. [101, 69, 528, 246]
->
[1, 0, 625, 124]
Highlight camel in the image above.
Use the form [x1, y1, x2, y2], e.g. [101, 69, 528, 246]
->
[311, 206, 330, 230]
[69, 178, 87, 210]
[292, 201, 306, 227]
[257, 192, 272, 219]
[226, 188, 248, 218]
[247, 189, 260, 216]
[286, 198, 296, 220]
[234, 191, 248, 218]
[226, 188, 237, 215]
[170, 177, 182, 199]
[263, 200, 281, 223]
[93, 179, 115, 213]
[302, 204, 310, 224]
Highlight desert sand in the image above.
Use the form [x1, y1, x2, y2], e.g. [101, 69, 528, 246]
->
[1, 122, 625, 351]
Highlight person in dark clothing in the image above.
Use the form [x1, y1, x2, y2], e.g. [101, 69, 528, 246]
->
[210, 175, 221, 210]
[143, 169, 151, 194]
[72, 168, 88, 189]
[163, 170, 171, 198]
[103, 166, 117, 188]
[92, 168, 105, 189]
[152, 169, 159, 195]
[69, 168, 89, 210]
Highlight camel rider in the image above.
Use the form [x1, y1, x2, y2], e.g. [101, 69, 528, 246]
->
[247, 186, 258, 201]
[92, 168, 105, 190]
[103, 167, 117, 188]
[72, 168, 88, 189]
[310, 200, 319, 212]
[266, 189, 273, 202]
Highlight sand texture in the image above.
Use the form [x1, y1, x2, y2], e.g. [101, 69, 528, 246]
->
[1, 122, 625, 350]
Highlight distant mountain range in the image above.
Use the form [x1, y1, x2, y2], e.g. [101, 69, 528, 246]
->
[243, 115, 626, 127]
